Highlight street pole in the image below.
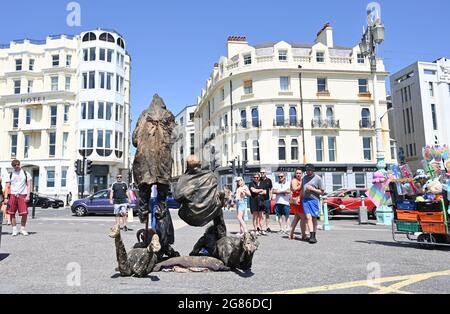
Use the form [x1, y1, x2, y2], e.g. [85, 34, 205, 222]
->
[299, 65, 307, 165]
[81, 150, 86, 199]
[322, 195, 330, 231]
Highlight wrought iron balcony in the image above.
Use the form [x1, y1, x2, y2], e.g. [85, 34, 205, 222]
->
[311, 119, 340, 129]
[359, 120, 375, 129]
[273, 119, 303, 128]
[236, 120, 261, 130]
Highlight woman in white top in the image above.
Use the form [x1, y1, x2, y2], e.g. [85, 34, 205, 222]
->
[235, 177, 251, 236]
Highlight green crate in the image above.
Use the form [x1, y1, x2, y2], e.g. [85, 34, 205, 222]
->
[396, 221, 421, 233]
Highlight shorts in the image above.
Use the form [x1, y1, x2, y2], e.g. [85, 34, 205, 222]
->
[114, 203, 128, 215]
[236, 199, 247, 213]
[7, 195, 28, 217]
[275, 204, 290, 217]
[264, 200, 271, 215]
[303, 198, 320, 218]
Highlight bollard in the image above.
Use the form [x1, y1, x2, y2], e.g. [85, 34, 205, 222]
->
[244, 198, 249, 222]
[358, 195, 368, 224]
[32, 193, 37, 219]
[319, 196, 324, 222]
[322, 195, 331, 231]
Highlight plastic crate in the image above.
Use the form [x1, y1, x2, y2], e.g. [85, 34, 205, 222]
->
[396, 199, 416, 210]
[416, 202, 443, 213]
[396, 210, 419, 221]
[396, 221, 421, 233]
[418, 212, 445, 223]
[420, 222, 447, 235]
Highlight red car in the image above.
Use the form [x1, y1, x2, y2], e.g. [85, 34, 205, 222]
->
[326, 188, 377, 219]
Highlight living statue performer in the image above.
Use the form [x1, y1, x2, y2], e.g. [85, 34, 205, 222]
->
[132, 94, 179, 260]
[174, 155, 227, 242]
[109, 224, 161, 277]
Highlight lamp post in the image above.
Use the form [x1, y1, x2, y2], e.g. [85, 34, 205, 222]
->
[359, 3, 393, 226]
[298, 65, 307, 165]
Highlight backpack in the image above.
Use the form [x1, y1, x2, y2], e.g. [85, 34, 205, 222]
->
[9, 170, 31, 194]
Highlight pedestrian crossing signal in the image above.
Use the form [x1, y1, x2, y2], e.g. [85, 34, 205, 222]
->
[86, 160, 93, 175]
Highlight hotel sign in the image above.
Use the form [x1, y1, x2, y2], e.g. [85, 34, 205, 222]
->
[437, 59, 450, 83]
[20, 96, 47, 104]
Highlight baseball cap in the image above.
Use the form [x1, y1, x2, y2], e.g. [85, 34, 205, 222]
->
[305, 164, 315, 171]
[235, 177, 244, 182]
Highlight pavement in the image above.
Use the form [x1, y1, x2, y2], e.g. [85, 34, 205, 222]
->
[0, 208, 449, 294]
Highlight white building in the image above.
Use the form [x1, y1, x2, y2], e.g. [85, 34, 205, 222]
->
[0, 29, 131, 200]
[171, 105, 196, 181]
[194, 24, 394, 192]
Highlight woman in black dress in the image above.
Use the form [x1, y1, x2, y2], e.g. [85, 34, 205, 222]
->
[248, 173, 266, 235]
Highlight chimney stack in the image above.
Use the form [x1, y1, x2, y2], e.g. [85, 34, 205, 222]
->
[315, 23, 333, 48]
[227, 35, 248, 59]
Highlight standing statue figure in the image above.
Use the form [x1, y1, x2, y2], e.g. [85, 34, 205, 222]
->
[132, 94, 179, 260]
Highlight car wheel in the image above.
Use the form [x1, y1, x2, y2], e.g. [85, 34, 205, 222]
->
[52, 203, 59, 209]
[74, 206, 88, 217]
[42, 201, 49, 209]
[370, 208, 377, 220]
[327, 207, 336, 219]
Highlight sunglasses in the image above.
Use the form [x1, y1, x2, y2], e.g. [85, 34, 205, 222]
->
[117, 176, 122, 179]
[13, 164, 20, 167]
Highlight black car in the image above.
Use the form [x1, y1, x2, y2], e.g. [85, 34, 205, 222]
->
[28, 193, 65, 209]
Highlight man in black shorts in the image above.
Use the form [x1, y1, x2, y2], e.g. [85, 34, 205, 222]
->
[110, 175, 132, 231]
[259, 169, 273, 233]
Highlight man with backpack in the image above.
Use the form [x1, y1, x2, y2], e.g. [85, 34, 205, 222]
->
[5, 160, 32, 237]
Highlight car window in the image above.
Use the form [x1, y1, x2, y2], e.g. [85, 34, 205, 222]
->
[93, 191, 108, 199]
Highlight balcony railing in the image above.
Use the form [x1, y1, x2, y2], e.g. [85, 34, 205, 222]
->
[236, 120, 261, 130]
[311, 119, 340, 129]
[273, 119, 303, 128]
[359, 120, 375, 129]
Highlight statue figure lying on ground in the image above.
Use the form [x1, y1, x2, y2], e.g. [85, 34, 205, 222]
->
[109, 225, 161, 277]
[132, 94, 179, 260]
[190, 225, 260, 271]
[174, 155, 227, 238]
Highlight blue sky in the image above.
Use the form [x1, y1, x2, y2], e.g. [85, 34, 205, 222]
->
[1, 0, 450, 122]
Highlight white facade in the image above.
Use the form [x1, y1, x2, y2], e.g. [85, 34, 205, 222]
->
[390, 57, 450, 170]
[172, 105, 196, 180]
[0, 29, 131, 200]
[194, 24, 393, 192]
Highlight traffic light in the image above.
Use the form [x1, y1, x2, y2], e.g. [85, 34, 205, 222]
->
[74, 160, 82, 176]
[86, 160, 93, 175]
[242, 160, 248, 175]
[229, 160, 236, 176]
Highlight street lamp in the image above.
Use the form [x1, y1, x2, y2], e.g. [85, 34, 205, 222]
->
[359, 3, 393, 226]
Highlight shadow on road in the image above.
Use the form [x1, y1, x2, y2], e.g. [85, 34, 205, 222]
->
[0, 253, 10, 261]
[233, 269, 254, 278]
[355, 240, 450, 251]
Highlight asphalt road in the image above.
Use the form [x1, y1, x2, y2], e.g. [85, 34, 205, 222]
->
[0, 208, 449, 294]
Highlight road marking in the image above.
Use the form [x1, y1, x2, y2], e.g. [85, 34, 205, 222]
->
[270, 269, 450, 294]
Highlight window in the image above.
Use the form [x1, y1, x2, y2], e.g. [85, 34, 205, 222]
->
[289, 107, 297, 126]
[241, 141, 248, 161]
[278, 139, 286, 161]
[359, 79, 368, 93]
[429, 82, 434, 97]
[89, 47, 96, 61]
[280, 76, 290, 91]
[11, 135, 18, 158]
[87, 130, 94, 148]
[52, 55, 59, 67]
[29, 59, 35, 71]
[276, 106, 285, 126]
[224, 114, 228, 127]
[406, 108, 411, 134]
[361, 108, 370, 127]
[99, 72, 105, 89]
[221, 88, 225, 101]
[64, 105, 69, 123]
[316, 52, 325, 63]
[317, 78, 327, 92]
[115, 104, 120, 121]
[251, 108, 259, 127]
[61, 168, 68, 188]
[424, 69, 436, 75]
[253, 140, 260, 161]
[49, 132, 56, 157]
[16, 59, 22, 71]
[50, 106, 57, 127]
[97, 130, 104, 148]
[117, 37, 125, 49]
[326, 107, 334, 123]
[27, 80, 33, 93]
[46, 168, 55, 188]
[328, 137, 336, 162]
[291, 139, 299, 160]
[65, 76, 71, 91]
[355, 174, 366, 188]
[100, 32, 115, 43]
[89, 71, 95, 89]
[26, 108, 32, 125]
[431, 104, 438, 130]
[314, 107, 321, 123]
[82, 32, 96, 42]
[88, 101, 94, 120]
[13, 108, 19, 129]
[332, 174, 343, 191]
[279, 50, 288, 61]
[80, 131, 86, 148]
[106, 73, 113, 90]
[62, 132, 68, 157]
[315, 137, 323, 162]
[357, 53, 365, 64]
[66, 55, 72, 67]
[116, 53, 124, 67]
[82, 73, 88, 89]
[190, 133, 195, 155]
[14, 80, 21, 94]
[81, 102, 87, 119]
[244, 54, 252, 65]
[24, 135, 30, 159]
[105, 130, 112, 149]
[51, 76, 58, 91]
[106, 103, 113, 120]
[244, 80, 253, 94]
[99, 48, 106, 61]
[363, 137, 372, 160]
[189, 113, 195, 122]
[240, 110, 247, 128]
